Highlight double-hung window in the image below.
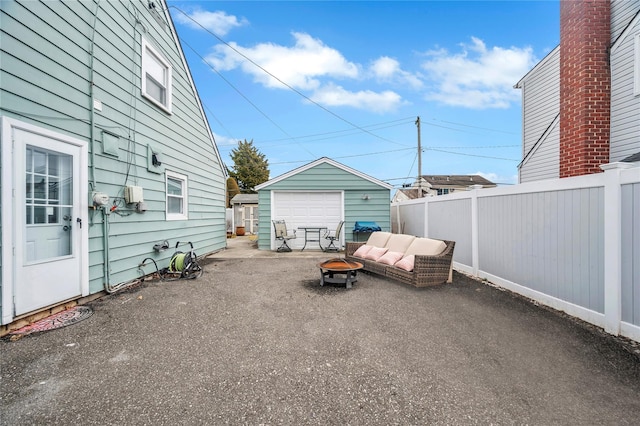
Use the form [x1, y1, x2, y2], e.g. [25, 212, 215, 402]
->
[166, 171, 188, 220]
[142, 38, 172, 113]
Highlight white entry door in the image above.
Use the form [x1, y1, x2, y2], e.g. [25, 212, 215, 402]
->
[11, 126, 85, 316]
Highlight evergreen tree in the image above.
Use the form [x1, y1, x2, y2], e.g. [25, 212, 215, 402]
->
[229, 139, 269, 193]
[226, 176, 241, 208]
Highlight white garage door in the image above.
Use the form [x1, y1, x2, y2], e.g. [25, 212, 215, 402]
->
[272, 191, 342, 250]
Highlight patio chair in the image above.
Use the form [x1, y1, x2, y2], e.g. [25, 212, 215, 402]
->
[272, 220, 296, 252]
[323, 220, 344, 252]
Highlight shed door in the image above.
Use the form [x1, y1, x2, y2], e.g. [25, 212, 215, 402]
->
[272, 191, 342, 250]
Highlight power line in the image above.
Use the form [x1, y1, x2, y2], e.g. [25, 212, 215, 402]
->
[425, 148, 518, 161]
[169, 6, 407, 147]
[178, 36, 317, 158]
[269, 147, 415, 165]
[430, 118, 519, 135]
[255, 117, 416, 145]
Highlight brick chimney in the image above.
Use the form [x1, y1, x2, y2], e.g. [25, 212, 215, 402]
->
[559, 0, 611, 178]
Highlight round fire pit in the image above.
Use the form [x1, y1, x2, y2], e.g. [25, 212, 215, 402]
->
[317, 258, 364, 289]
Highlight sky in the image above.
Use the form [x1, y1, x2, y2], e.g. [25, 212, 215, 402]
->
[165, 0, 560, 191]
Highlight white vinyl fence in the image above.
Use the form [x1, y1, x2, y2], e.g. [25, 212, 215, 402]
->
[392, 163, 640, 343]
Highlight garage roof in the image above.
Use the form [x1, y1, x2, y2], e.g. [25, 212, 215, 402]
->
[256, 157, 393, 190]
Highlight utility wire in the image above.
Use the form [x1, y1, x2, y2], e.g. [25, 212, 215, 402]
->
[169, 6, 406, 147]
[178, 36, 317, 158]
[202, 102, 237, 144]
[256, 117, 415, 145]
[430, 118, 519, 135]
[425, 148, 517, 161]
[270, 147, 415, 165]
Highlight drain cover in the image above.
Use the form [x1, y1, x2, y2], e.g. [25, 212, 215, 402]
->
[10, 306, 93, 336]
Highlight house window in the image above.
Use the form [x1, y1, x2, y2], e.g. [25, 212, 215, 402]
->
[166, 171, 188, 220]
[635, 33, 640, 96]
[142, 38, 172, 113]
[437, 188, 450, 196]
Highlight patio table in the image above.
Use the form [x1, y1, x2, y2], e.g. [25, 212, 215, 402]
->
[298, 226, 327, 251]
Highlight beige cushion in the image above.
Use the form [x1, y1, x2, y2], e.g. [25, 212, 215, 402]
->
[405, 238, 446, 256]
[364, 246, 388, 261]
[353, 244, 373, 258]
[394, 255, 415, 271]
[366, 231, 392, 247]
[377, 251, 405, 266]
[384, 234, 416, 253]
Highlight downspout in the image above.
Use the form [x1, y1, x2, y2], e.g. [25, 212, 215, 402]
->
[89, 1, 111, 291]
[89, 0, 101, 190]
[101, 206, 113, 292]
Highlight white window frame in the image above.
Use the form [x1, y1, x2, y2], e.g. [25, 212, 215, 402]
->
[166, 171, 188, 221]
[142, 37, 173, 113]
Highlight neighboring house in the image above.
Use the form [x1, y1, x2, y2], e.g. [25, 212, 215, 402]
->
[391, 187, 426, 203]
[391, 175, 496, 202]
[418, 175, 496, 196]
[515, 0, 640, 183]
[255, 157, 392, 251]
[230, 193, 259, 234]
[0, 0, 226, 327]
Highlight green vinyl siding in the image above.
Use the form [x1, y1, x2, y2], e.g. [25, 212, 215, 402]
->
[257, 161, 390, 249]
[1, 0, 226, 300]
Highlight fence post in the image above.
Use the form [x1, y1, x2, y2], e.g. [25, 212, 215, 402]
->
[423, 197, 429, 238]
[600, 162, 633, 335]
[470, 185, 483, 276]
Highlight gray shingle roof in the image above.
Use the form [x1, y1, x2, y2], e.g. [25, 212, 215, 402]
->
[420, 175, 496, 187]
[231, 194, 258, 204]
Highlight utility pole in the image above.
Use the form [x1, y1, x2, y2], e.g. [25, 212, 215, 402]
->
[415, 116, 422, 197]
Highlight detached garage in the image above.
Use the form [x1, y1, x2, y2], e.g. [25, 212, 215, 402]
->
[256, 157, 392, 251]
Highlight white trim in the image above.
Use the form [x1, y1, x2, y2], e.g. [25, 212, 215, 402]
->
[256, 157, 393, 190]
[518, 114, 560, 169]
[620, 321, 640, 343]
[141, 37, 173, 114]
[514, 45, 560, 88]
[165, 170, 188, 221]
[611, 12, 640, 54]
[1, 117, 89, 325]
[479, 271, 607, 330]
[162, 1, 226, 176]
[1, 118, 14, 325]
[634, 33, 640, 97]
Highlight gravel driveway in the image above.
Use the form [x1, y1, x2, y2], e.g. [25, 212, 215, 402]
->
[2, 254, 640, 425]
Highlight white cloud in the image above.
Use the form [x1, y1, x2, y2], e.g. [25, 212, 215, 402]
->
[205, 32, 359, 90]
[421, 37, 536, 109]
[370, 56, 423, 90]
[212, 132, 238, 147]
[310, 83, 403, 113]
[174, 9, 248, 36]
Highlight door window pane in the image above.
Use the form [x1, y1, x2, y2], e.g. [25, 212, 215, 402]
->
[25, 146, 74, 261]
[33, 151, 46, 174]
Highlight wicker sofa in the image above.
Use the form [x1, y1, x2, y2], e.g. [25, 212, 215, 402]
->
[345, 232, 455, 287]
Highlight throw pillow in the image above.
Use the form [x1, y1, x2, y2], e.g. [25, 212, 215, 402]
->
[394, 255, 415, 272]
[364, 246, 388, 261]
[353, 244, 373, 258]
[377, 251, 405, 266]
